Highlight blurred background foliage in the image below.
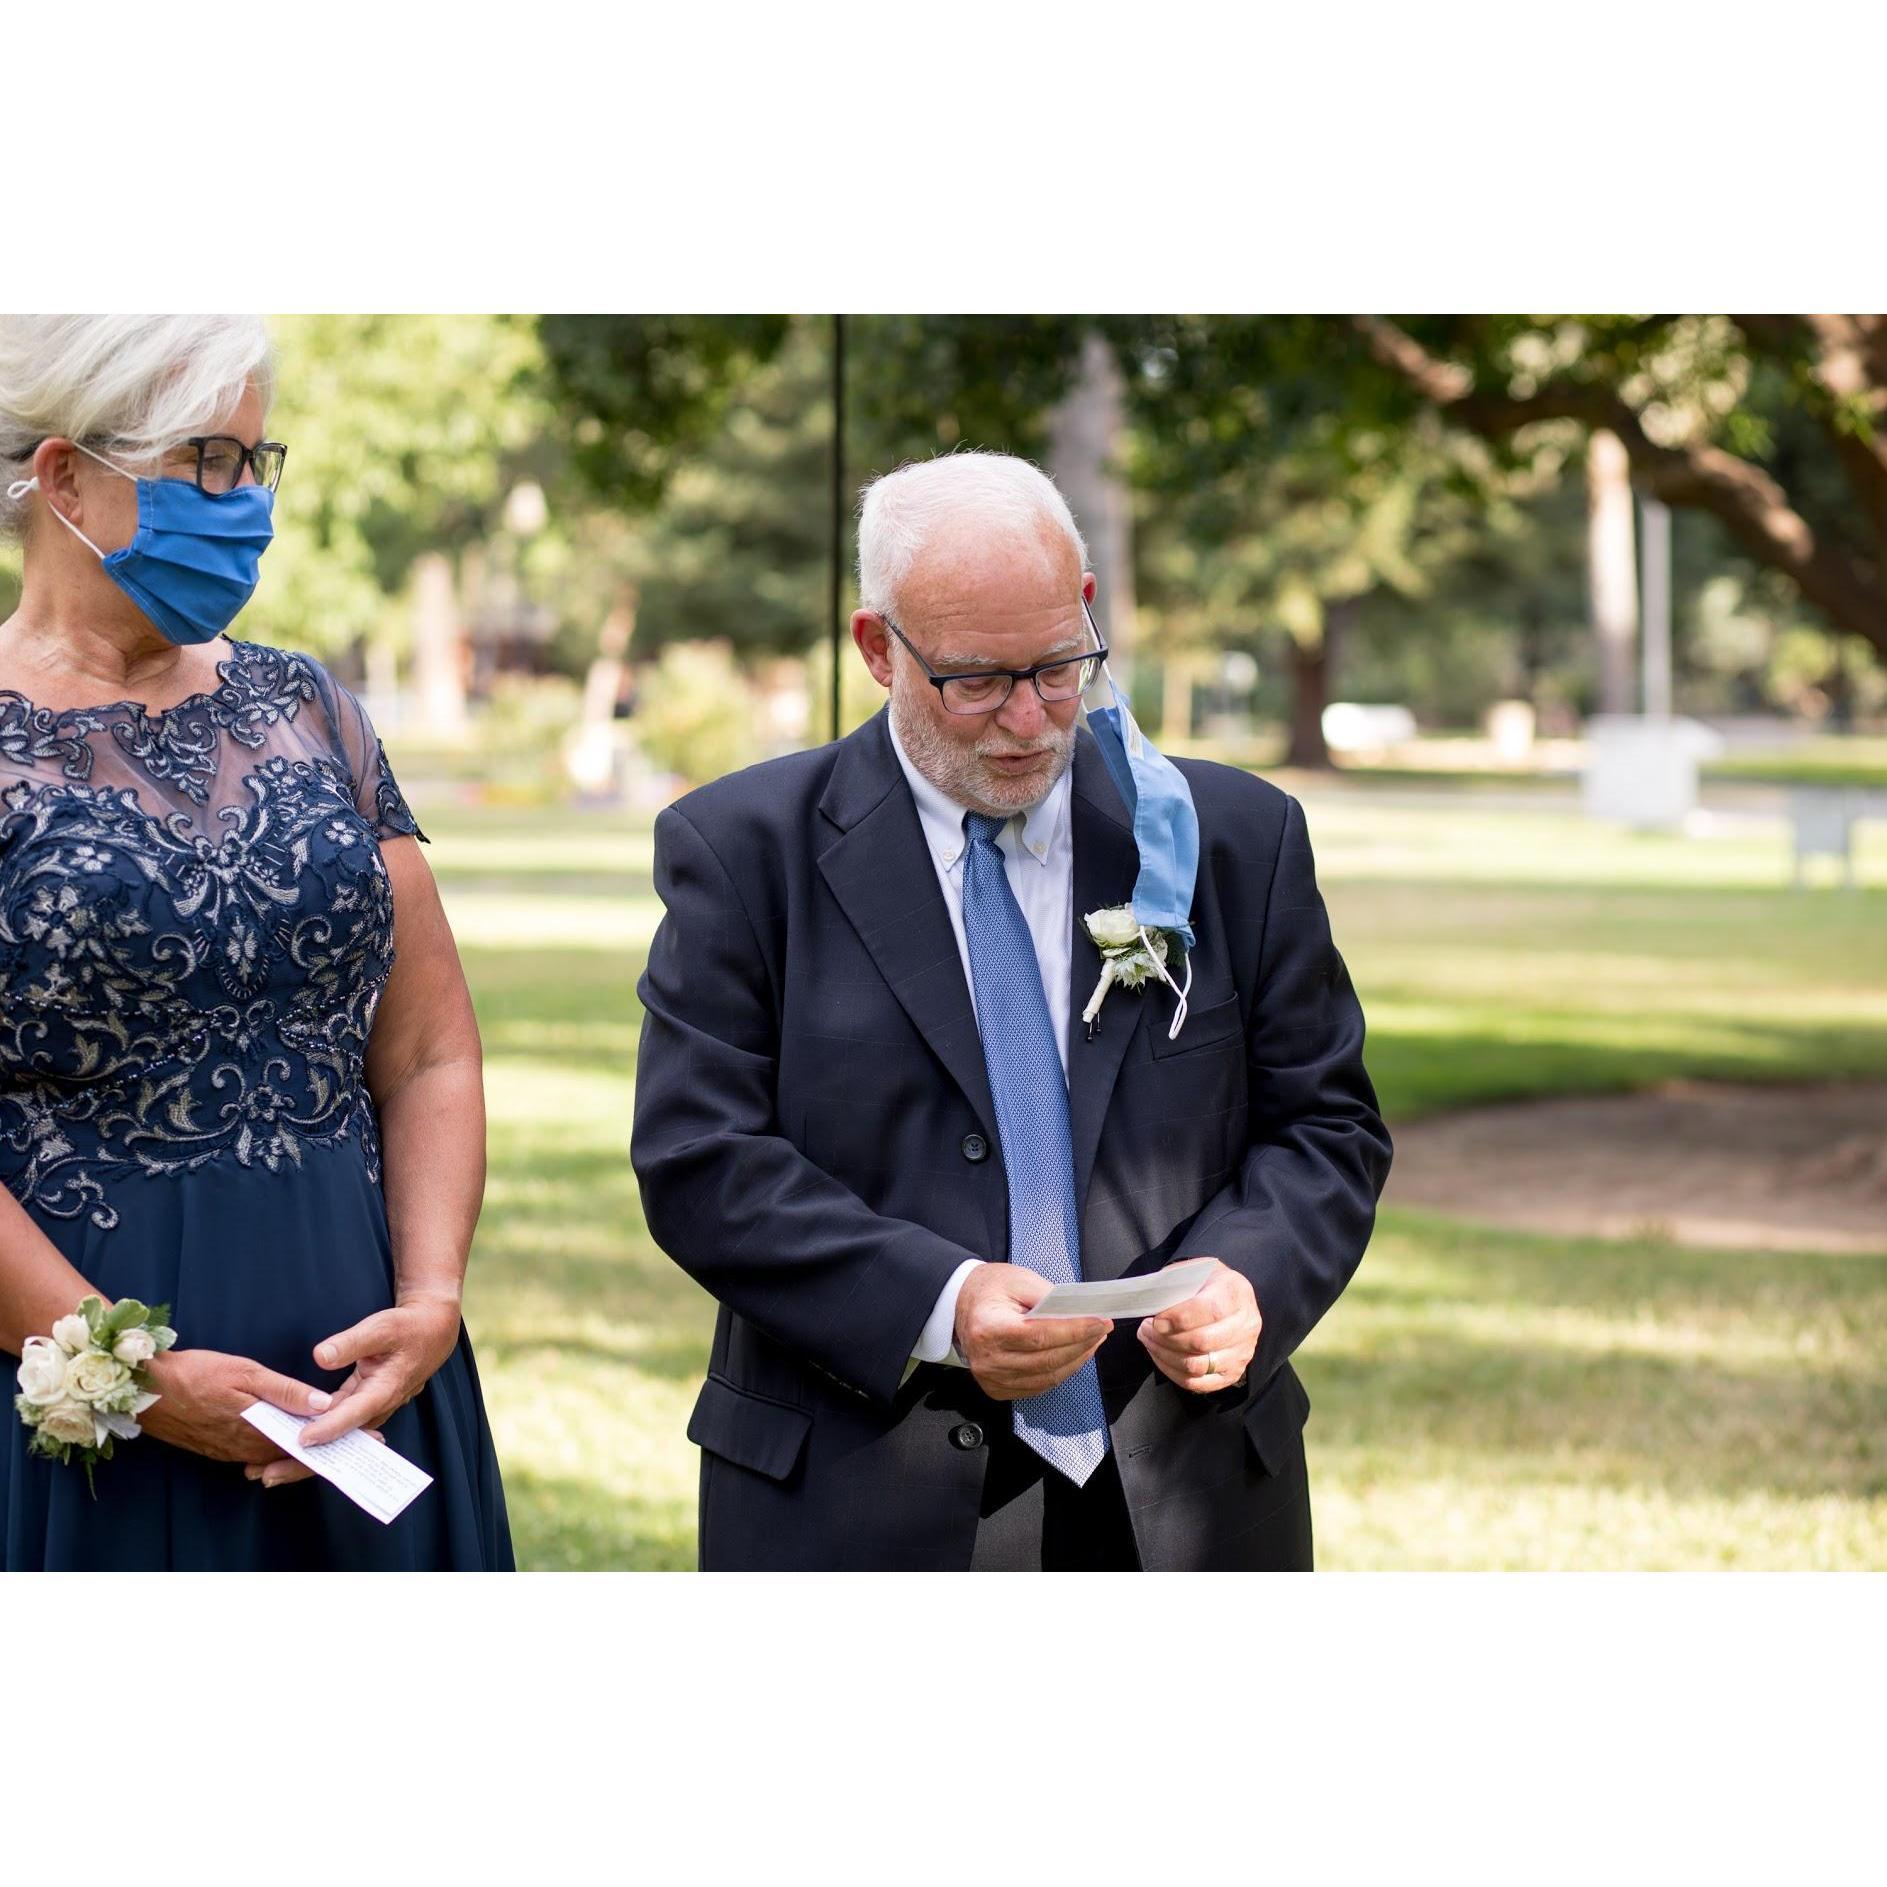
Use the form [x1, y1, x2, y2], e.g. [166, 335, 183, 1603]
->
[9, 313, 1875, 780]
[3, 314, 1882, 1569]
[179, 315, 1887, 786]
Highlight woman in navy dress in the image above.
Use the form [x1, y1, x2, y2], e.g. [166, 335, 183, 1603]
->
[0, 314, 511, 1570]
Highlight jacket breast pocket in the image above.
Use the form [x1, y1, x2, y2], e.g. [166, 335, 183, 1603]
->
[1148, 993, 1245, 1062]
[687, 1372, 813, 1483]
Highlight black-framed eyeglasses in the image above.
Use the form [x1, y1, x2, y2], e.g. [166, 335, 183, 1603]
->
[180, 435, 287, 495]
[881, 606, 1108, 716]
[15, 434, 288, 495]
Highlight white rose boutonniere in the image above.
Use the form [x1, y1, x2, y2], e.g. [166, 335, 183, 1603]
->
[1081, 905, 1195, 1041]
[13, 1296, 177, 1496]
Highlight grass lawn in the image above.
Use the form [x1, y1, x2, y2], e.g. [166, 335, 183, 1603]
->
[418, 784, 1887, 1571]
[1307, 1210, 1887, 1569]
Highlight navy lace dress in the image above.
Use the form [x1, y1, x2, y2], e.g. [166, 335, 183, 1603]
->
[0, 639, 512, 1570]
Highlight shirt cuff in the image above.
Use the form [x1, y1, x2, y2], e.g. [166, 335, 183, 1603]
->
[910, 1258, 984, 1367]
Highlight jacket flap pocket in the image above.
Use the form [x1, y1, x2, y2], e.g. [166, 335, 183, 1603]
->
[687, 1373, 813, 1483]
[1243, 1367, 1311, 1477]
[1149, 994, 1244, 1061]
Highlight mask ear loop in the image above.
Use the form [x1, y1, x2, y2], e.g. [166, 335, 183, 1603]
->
[1138, 923, 1193, 1039]
[6, 470, 111, 558]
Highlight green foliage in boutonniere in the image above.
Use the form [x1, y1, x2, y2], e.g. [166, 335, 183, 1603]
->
[1081, 904, 1191, 1038]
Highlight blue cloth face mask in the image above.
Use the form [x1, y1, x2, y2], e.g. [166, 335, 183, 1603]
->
[8, 443, 274, 645]
[1081, 596, 1201, 1035]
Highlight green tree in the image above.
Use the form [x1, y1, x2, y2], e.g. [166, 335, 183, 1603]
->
[253, 313, 549, 664]
[622, 320, 835, 657]
[536, 315, 791, 512]
[1122, 316, 1518, 764]
[1349, 315, 1887, 662]
[541, 314, 1091, 661]
[845, 315, 1088, 467]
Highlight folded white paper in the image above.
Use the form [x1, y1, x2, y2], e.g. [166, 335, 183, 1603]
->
[241, 1401, 433, 1525]
[1023, 1256, 1218, 1322]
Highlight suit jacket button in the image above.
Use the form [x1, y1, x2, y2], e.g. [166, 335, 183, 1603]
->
[951, 1422, 984, 1450]
[961, 1133, 989, 1163]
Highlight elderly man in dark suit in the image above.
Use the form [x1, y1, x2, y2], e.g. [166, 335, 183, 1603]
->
[631, 451, 1391, 1570]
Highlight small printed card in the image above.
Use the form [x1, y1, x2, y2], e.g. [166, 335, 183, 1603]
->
[240, 1401, 433, 1525]
[1023, 1256, 1218, 1322]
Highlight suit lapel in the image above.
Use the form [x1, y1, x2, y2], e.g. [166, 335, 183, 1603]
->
[816, 714, 1145, 1192]
[817, 713, 998, 1141]
[1066, 729, 1145, 1215]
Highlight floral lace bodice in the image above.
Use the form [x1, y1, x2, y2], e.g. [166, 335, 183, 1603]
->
[0, 639, 423, 1231]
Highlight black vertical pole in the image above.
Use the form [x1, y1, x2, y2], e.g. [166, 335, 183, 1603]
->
[830, 312, 846, 743]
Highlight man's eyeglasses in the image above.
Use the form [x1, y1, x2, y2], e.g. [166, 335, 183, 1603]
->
[881, 609, 1108, 716]
[180, 435, 287, 495]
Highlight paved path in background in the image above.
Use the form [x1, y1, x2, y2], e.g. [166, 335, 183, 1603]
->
[1386, 1081, 1887, 1254]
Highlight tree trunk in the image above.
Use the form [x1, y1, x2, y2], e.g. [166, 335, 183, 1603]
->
[566, 587, 636, 798]
[1283, 596, 1359, 769]
[1283, 638, 1331, 769]
[1049, 330, 1137, 685]
[410, 551, 468, 737]
[1586, 430, 1639, 715]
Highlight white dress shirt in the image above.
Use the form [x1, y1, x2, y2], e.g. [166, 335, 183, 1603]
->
[886, 717, 1075, 1368]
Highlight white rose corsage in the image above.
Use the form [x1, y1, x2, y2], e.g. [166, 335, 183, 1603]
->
[14, 1296, 176, 1496]
[1081, 905, 1194, 1041]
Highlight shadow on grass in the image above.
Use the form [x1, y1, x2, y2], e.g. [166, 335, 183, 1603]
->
[1369, 1206, 1887, 1310]
[1368, 1020, 1887, 1122]
[501, 1466, 696, 1572]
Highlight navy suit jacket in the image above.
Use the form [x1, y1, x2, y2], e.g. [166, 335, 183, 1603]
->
[631, 709, 1392, 1569]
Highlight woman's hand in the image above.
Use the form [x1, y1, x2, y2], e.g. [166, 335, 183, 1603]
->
[294, 1292, 463, 1450]
[138, 1348, 335, 1464]
[246, 1427, 386, 1490]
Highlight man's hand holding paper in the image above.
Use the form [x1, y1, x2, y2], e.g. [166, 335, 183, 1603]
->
[1137, 1259, 1263, 1393]
[953, 1263, 1112, 1402]
[1010, 1252, 1262, 1394]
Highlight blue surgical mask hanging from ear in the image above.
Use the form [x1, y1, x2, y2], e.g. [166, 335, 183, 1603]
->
[1082, 595, 1201, 1036]
[6, 441, 274, 646]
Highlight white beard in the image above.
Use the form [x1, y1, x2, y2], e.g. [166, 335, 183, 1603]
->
[889, 677, 1078, 818]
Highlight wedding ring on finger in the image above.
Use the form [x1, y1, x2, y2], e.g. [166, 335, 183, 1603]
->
[1203, 1351, 1216, 1378]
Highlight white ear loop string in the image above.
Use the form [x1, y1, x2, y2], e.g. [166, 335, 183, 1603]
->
[5, 452, 118, 559]
[1138, 923, 1193, 1039]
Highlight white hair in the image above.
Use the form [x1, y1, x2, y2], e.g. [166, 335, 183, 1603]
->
[0, 314, 275, 541]
[856, 450, 1088, 619]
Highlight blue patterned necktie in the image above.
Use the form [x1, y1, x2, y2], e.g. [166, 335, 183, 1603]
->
[960, 811, 1109, 1486]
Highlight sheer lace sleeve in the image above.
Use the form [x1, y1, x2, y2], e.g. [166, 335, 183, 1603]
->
[317, 668, 428, 844]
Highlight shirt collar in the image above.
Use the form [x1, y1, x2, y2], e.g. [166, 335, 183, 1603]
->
[886, 713, 1071, 871]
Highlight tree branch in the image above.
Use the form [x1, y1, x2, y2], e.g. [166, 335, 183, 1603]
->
[1729, 313, 1887, 549]
[1356, 315, 1887, 656]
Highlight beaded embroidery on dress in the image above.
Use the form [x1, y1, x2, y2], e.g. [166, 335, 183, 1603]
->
[0, 640, 424, 1230]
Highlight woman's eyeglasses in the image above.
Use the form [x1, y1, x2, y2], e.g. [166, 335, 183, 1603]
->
[180, 435, 287, 495]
